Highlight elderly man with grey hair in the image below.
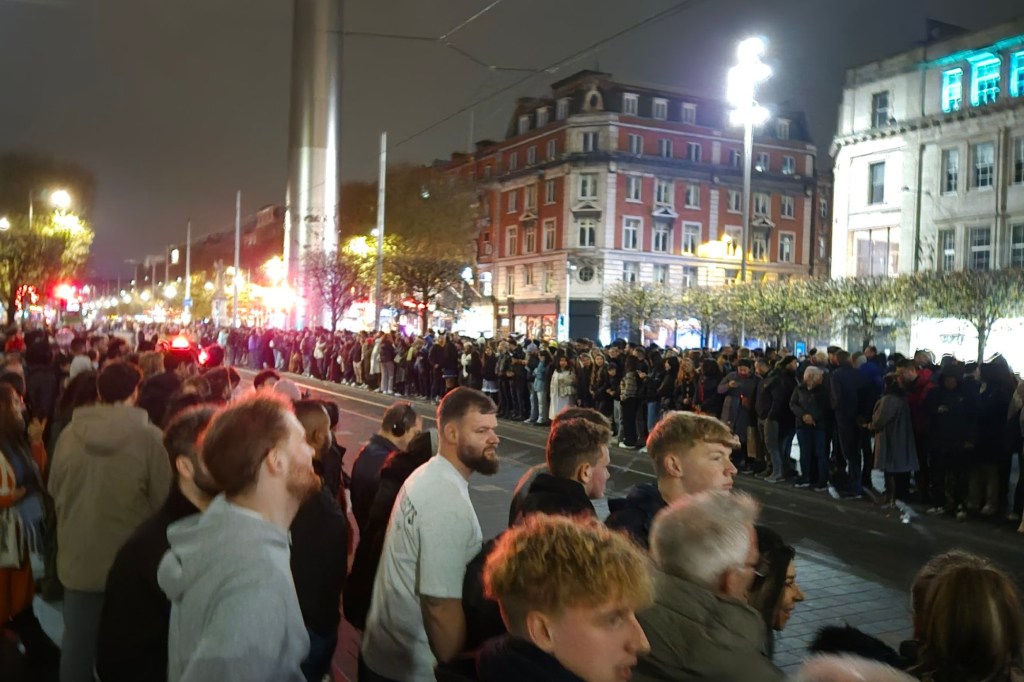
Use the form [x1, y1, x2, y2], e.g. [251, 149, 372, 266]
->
[793, 655, 916, 682]
[631, 491, 784, 682]
[790, 364, 832, 491]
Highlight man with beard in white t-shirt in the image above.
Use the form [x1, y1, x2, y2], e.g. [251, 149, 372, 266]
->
[360, 387, 500, 682]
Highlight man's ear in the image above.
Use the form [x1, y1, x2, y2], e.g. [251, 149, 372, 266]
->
[264, 446, 287, 477]
[576, 462, 592, 487]
[663, 453, 683, 478]
[525, 611, 558, 654]
[175, 455, 195, 481]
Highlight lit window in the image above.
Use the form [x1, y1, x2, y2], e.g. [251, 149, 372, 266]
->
[480, 271, 492, 296]
[779, 233, 795, 263]
[546, 139, 557, 161]
[655, 179, 673, 205]
[942, 68, 963, 112]
[968, 226, 991, 270]
[622, 217, 640, 250]
[623, 93, 639, 115]
[653, 263, 669, 284]
[682, 223, 700, 254]
[626, 176, 642, 202]
[652, 224, 669, 253]
[869, 162, 885, 204]
[1011, 223, 1024, 268]
[972, 142, 995, 188]
[626, 133, 643, 154]
[578, 219, 597, 248]
[1012, 52, 1024, 97]
[686, 142, 701, 162]
[682, 103, 697, 124]
[527, 147, 537, 165]
[518, 115, 530, 135]
[970, 54, 1000, 105]
[727, 190, 742, 213]
[582, 131, 599, 152]
[777, 119, 790, 139]
[543, 264, 554, 294]
[752, 233, 768, 260]
[729, 149, 742, 167]
[545, 179, 557, 204]
[685, 184, 700, 209]
[556, 98, 570, 120]
[579, 173, 598, 199]
[659, 139, 673, 158]
[543, 218, 557, 250]
[755, 152, 769, 171]
[622, 262, 639, 283]
[653, 98, 668, 120]
[782, 156, 796, 175]
[780, 195, 794, 219]
[942, 149, 959, 193]
[871, 92, 889, 128]
[1013, 137, 1024, 185]
[753, 192, 770, 216]
[506, 227, 518, 256]
[937, 228, 955, 271]
[536, 107, 549, 127]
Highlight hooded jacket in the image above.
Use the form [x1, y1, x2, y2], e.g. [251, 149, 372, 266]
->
[48, 403, 171, 591]
[157, 495, 308, 682]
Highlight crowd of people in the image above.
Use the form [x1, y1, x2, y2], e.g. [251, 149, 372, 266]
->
[0, 320, 1023, 682]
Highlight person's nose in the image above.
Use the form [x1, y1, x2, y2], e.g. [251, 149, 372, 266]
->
[794, 583, 805, 602]
[628, 613, 650, 656]
[725, 458, 738, 477]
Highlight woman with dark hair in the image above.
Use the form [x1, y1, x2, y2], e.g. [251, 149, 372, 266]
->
[0, 382, 60, 675]
[911, 563, 1024, 681]
[748, 525, 803, 658]
[697, 357, 724, 416]
[617, 355, 640, 448]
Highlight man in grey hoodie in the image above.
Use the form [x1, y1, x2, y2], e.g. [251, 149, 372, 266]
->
[157, 393, 320, 682]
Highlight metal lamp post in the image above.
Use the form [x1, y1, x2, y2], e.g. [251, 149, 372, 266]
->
[727, 37, 771, 286]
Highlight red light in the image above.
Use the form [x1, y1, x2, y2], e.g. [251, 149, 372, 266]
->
[55, 283, 76, 300]
[170, 336, 192, 350]
[198, 348, 209, 365]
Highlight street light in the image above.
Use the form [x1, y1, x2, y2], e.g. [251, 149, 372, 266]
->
[0, 217, 9, 231]
[28, 188, 72, 228]
[727, 36, 771, 286]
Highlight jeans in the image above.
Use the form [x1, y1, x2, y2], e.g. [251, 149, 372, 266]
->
[613, 400, 622, 436]
[301, 627, 338, 682]
[764, 419, 789, 478]
[620, 398, 639, 447]
[527, 388, 539, 421]
[646, 401, 660, 432]
[536, 390, 549, 424]
[61, 589, 105, 682]
[796, 426, 828, 486]
[381, 361, 395, 394]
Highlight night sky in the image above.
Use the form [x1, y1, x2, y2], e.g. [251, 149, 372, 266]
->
[1, 0, 1021, 278]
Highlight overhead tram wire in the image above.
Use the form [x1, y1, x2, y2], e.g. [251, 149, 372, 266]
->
[390, 0, 700, 149]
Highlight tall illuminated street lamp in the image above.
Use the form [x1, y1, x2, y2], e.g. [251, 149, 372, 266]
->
[0, 217, 10, 232]
[28, 188, 72, 228]
[727, 37, 771, 285]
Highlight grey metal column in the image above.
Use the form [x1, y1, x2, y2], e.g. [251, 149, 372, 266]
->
[284, 0, 343, 329]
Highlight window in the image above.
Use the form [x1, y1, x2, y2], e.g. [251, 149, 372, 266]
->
[871, 91, 890, 128]
[652, 223, 669, 253]
[480, 271, 492, 297]
[682, 222, 700, 254]
[942, 149, 959, 193]
[653, 264, 669, 284]
[483, 166, 492, 180]
[753, 192, 770, 216]
[579, 173, 598, 199]
[682, 103, 697, 124]
[869, 162, 885, 204]
[1011, 223, 1024, 268]
[755, 152, 769, 171]
[779, 233, 795, 263]
[543, 218, 556, 250]
[578, 218, 597, 248]
[626, 175, 642, 202]
[628, 134, 643, 155]
[506, 227, 518, 256]
[557, 98, 570, 120]
[543, 264, 554, 294]
[545, 179, 557, 204]
[546, 139, 557, 161]
[937, 228, 955, 271]
[655, 179, 673, 206]
[780, 195, 794, 219]
[777, 119, 790, 139]
[728, 190, 742, 213]
[971, 55, 1000, 105]
[505, 266, 515, 295]
[682, 266, 697, 288]
[658, 138, 673, 158]
[819, 197, 828, 219]
[582, 131, 598, 152]
[1012, 52, 1024, 97]
[942, 68, 963, 112]
[752, 233, 768, 261]
[622, 93, 639, 115]
[723, 226, 741, 255]
[525, 184, 537, 210]
[653, 98, 668, 120]
[524, 264, 535, 286]
[729, 149, 742, 167]
[782, 156, 796, 175]
[577, 265, 595, 283]
[622, 262, 639, 283]
[481, 231, 492, 256]
[684, 184, 700, 209]
[518, 115, 530, 135]
[1014, 137, 1024, 185]
[508, 152, 518, 171]
[622, 217, 640, 250]
[527, 146, 537, 165]
[686, 142, 702, 162]
[524, 226, 536, 253]
[507, 190, 518, 213]
[968, 226, 992, 270]
[536, 107, 549, 128]
[854, 228, 899, 276]
[972, 142, 995, 188]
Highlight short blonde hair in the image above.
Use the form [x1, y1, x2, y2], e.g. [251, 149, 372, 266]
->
[646, 411, 739, 475]
[484, 515, 653, 634]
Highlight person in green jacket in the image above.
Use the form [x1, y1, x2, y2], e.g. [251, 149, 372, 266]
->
[632, 490, 785, 682]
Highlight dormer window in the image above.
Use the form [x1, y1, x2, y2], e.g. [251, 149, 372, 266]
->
[653, 98, 669, 120]
[682, 103, 697, 124]
[556, 98, 570, 120]
[777, 119, 790, 140]
[623, 93, 639, 115]
[518, 115, 530, 135]
[536, 107, 550, 127]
